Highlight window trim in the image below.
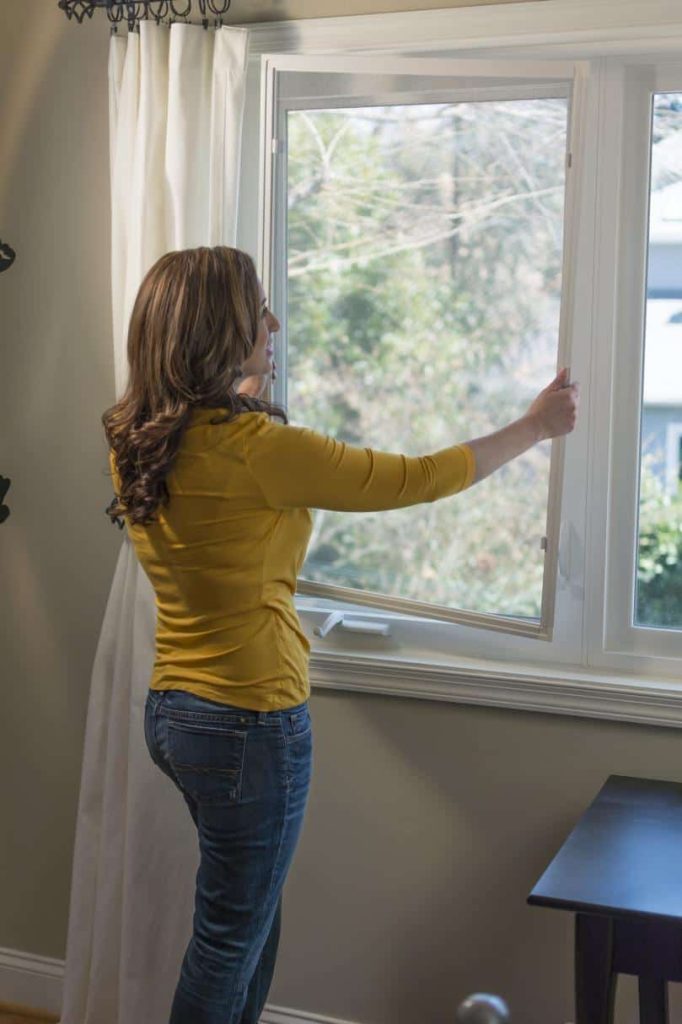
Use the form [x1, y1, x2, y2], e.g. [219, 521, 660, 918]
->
[241, 2, 682, 65]
[308, 646, 682, 732]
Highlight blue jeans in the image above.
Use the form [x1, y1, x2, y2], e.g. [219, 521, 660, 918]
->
[144, 688, 313, 1024]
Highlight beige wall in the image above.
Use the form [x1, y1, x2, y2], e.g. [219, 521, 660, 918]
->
[219, 0, 530, 21]
[0, 0, 117, 972]
[2, 3, 681, 1023]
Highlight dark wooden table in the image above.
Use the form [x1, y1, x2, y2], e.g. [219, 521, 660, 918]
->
[527, 775, 682, 1024]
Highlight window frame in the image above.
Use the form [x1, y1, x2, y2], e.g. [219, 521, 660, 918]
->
[231, 4, 682, 722]
[585, 59, 682, 674]
[259, 52, 595, 665]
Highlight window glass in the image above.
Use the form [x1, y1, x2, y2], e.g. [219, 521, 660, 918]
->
[636, 92, 682, 628]
[286, 97, 568, 619]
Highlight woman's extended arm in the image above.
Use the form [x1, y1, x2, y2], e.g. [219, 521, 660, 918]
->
[239, 367, 579, 511]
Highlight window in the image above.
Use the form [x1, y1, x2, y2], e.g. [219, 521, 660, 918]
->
[597, 62, 682, 670]
[261, 56, 588, 656]
[636, 91, 682, 629]
[247, 37, 682, 685]
[286, 96, 566, 625]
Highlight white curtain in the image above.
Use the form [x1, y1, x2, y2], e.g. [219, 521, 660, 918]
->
[59, 22, 249, 1024]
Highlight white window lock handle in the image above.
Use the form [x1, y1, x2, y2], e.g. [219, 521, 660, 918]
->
[314, 611, 344, 638]
[314, 611, 391, 638]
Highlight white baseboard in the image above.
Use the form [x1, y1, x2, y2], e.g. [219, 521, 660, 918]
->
[0, 946, 63, 1017]
[261, 1009, 360, 1024]
[0, 946, 360, 1024]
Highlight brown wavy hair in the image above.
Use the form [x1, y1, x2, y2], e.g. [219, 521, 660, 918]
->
[102, 246, 287, 528]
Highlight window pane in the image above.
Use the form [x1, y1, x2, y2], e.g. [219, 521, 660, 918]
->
[636, 92, 682, 629]
[286, 97, 568, 620]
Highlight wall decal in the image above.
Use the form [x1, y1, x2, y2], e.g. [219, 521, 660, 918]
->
[0, 476, 11, 523]
[106, 495, 126, 530]
[0, 240, 16, 272]
[1, 239, 15, 521]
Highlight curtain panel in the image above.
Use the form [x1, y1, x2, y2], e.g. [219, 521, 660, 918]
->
[59, 22, 249, 1024]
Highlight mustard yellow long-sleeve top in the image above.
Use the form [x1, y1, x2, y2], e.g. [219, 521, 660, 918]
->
[109, 407, 476, 710]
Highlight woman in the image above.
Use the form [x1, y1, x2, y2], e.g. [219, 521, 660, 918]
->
[103, 245, 578, 1024]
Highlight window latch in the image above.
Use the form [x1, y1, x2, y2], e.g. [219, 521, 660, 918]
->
[314, 611, 343, 637]
[314, 611, 391, 638]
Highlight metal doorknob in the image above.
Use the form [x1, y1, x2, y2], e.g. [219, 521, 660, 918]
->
[455, 993, 511, 1023]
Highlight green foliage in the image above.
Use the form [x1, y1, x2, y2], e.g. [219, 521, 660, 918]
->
[286, 99, 568, 619]
[637, 455, 682, 628]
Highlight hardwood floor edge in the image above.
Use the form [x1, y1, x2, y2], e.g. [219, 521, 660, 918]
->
[0, 1000, 59, 1022]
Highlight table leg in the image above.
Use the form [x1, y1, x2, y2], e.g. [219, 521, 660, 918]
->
[638, 976, 668, 1024]
[575, 913, 617, 1024]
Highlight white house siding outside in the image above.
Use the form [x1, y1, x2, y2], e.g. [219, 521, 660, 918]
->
[642, 170, 682, 493]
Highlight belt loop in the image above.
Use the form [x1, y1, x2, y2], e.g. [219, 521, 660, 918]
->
[256, 710, 268, 725]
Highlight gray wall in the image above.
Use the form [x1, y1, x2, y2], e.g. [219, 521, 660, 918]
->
[2, 4, 682, 1024]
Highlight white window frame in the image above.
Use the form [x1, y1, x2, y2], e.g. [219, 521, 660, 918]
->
[233, 2, 682, 727]
[259, 53, 593, 660]
[586, 60, 682, 674]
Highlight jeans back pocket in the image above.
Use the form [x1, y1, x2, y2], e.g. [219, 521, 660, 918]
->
[167, 719, 247, 805]
[285, 704, 311, 737]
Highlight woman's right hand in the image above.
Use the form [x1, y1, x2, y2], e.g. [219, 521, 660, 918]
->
[524, 367, 580, 441]
[464, 367, 580, 485]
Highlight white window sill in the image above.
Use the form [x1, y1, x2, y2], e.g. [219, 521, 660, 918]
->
[307, 647, 682, 730]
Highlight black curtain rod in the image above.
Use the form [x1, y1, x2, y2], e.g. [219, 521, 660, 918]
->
[58, 1, 233, 33]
